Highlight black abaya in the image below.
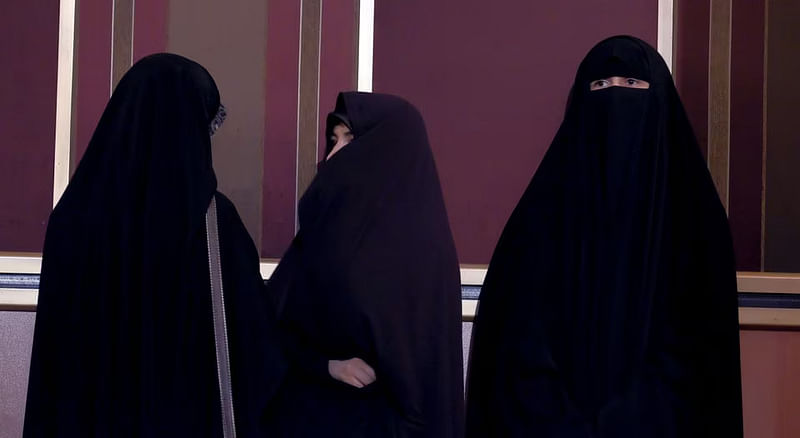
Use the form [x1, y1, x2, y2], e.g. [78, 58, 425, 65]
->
[465, 36, 743, 437]
[23, 54, 285, 437]
[265, 92, 465, 437]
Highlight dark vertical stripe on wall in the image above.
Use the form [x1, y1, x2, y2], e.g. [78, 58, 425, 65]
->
[111, 0, 134, 91]
[133, 0, 168, 62]
[318, 0, 359, 156]
[675, 0, 710, 159]
[0, 2, 59, 251]
[729, 0, 765, 271]
[73, 0, 113, 169]
[708, 0, 732, 209]
[263, 0, 302, 258]
[168, 0, 268, 249]
[373, 0, 658, 264]
[296, 0, 323, 224]
[764, 0, 800, 272]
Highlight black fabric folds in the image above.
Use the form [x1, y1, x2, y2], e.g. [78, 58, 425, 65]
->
[23, 54, 285, 437]
[465, 36, 743, 437]
[265, 92, 464, 437]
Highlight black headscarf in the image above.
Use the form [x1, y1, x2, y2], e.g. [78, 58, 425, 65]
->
[465, 36, 742, 437]
[266, 92, 464, 437]
[24, 53, 285, 437]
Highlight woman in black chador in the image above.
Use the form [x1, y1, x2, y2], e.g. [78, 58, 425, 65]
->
[265, 92, 464, 437]
[24, 54, 285, 437]
[466, 36, 743, 437]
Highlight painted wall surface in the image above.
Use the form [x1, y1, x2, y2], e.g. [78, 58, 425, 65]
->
[373, 0, 658, 263]
[0, 3, 59, 252]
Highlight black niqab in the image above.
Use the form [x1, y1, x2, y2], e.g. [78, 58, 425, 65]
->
[466, 36, 742, 437]
[24, 54, 285, 437]
[266, 92, 464, 437]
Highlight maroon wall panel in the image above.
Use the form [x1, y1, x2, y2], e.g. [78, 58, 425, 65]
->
[373, 0, 658, 263]
[74, 0, 112, 167]
[729, 0, 765, 271]
[262, 0, 301, 258]
[134, 0, 169, 62]
[0, 2, 59, 251]
[318, 0, 358, 156]
[675, 0, 710, 159]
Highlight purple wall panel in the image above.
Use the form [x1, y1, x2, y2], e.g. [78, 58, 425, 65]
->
[0, 3, 59, 252]
[374, 0, 658, 263]
[262, 0, 301, 257]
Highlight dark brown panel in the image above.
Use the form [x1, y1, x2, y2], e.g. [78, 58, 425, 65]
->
[296, 0, 323, 208]
[764, 0, 800, 272]
[708, 0, 732, 209]
[675, 0, 710, 158]
[0, 2, 59, 251]
[729, 0, 766, 271]
[111, 0, 134, 90]
[168, 0, 268, 249]
[373, 0, 658, 263]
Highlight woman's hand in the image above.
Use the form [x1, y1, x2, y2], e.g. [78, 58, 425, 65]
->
[328, 358, 376, 388]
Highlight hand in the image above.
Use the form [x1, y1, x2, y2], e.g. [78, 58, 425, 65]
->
[328, 358, 377, 388]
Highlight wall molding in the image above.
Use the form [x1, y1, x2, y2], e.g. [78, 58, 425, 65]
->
[53, 0, 78, 207]
[658, 0, 675, 72]
[4, 255, 799, 327]
[356, 0, 374, 92]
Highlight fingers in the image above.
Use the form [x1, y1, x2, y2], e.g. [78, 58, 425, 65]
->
[347, 375, 365, 388]
[351, 365, 374, 387]
[335, 357, 377, 388]
[350, 358, 377, 385]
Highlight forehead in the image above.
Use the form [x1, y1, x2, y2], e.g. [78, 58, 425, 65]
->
[333, 123, 351, 132]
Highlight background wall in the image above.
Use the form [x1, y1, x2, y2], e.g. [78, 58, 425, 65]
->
[3, 0, 794, 270]
[763, 0, 800, 272]
[0, 2, 58, 252]
[372, 0, 657, 263]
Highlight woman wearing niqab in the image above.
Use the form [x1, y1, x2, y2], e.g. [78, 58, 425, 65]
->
[265, 92, 465, 437]
[24, 54, 285, 437]
[466, 36, 743, 437]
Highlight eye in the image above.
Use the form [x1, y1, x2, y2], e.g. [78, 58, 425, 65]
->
[590, 79, 610, 90]
[626, 78, 639, 85]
